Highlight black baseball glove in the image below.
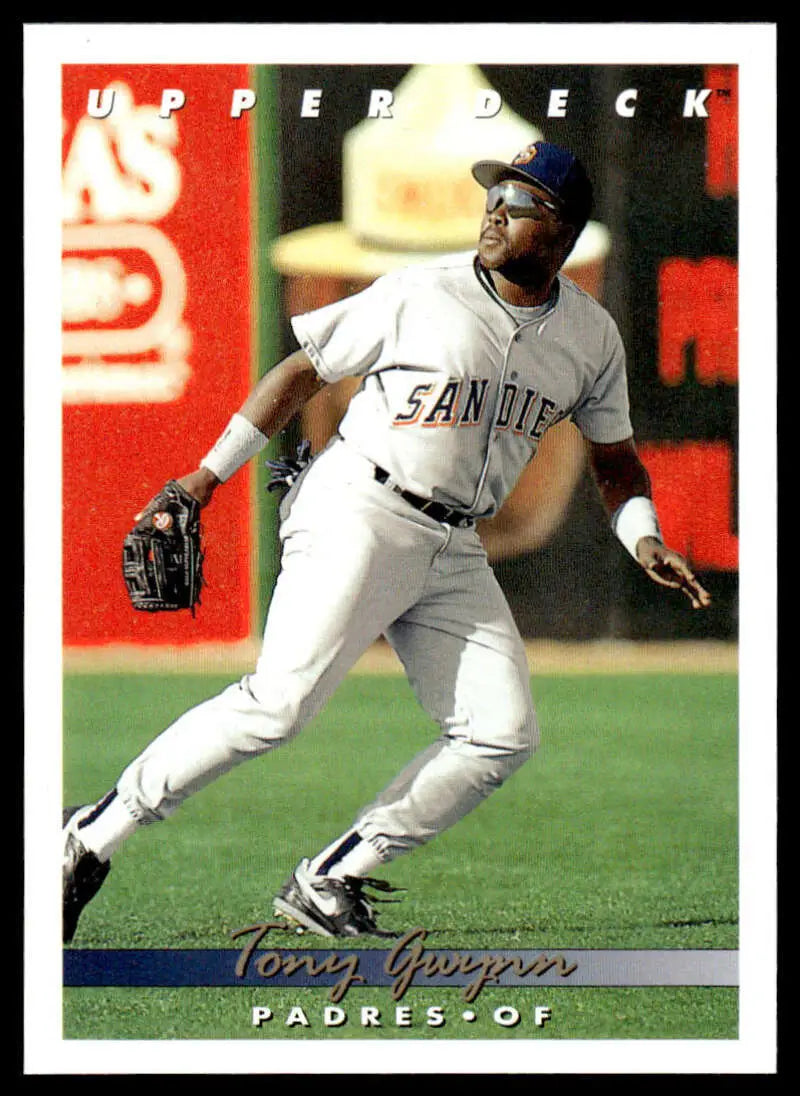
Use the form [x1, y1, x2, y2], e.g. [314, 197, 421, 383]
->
[265, 439, 313, 495]
[122, 480, 204, 614]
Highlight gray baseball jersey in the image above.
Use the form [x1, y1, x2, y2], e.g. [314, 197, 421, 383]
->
[292, 251, 633, 518]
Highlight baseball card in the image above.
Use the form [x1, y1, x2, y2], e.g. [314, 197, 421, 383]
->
[24, 22, 776, 1076]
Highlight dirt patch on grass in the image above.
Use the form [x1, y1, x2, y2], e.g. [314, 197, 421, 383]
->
[63, 638, 737, 676]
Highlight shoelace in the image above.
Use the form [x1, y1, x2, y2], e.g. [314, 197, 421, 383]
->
[343, 875, 406, 905]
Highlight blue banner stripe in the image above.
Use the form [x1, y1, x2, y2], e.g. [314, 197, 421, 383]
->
[63, 948, 738, 989]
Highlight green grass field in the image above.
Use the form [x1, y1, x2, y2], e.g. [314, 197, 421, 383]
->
[62, 669, 738, 1041]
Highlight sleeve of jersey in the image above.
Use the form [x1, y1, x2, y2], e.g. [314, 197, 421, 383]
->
[289, 277, 397, 384]
[571, 323, 634, 444]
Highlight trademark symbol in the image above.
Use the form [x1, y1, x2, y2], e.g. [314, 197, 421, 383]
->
[716, 88, 732, 98]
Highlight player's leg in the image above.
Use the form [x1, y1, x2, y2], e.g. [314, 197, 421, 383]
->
[273, 524, 538, 935]
[304, 633, 536, 874]
[355, 576, 537, 860]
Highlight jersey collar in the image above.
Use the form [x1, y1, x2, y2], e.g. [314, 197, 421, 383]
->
[472, 255, 560, 323]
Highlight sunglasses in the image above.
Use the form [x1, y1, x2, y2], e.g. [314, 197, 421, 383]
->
[486, 182, 561, 219]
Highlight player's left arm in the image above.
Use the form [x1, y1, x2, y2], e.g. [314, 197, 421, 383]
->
[587, 437, 712, 610]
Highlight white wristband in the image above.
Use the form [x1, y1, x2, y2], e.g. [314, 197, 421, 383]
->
[612, 496, 663, 561]
[200, 413, 269, 483]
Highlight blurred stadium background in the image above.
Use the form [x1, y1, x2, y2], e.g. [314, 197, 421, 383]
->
[61, 63, 738, 663]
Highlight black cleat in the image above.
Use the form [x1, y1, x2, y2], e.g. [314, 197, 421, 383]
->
[63, 806, 110, 944]
[273, 858, 403, 938]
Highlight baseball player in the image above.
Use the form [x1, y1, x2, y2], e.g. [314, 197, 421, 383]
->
[64, 141, 711, 943]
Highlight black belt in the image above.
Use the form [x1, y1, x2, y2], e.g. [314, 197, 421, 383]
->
[373, 466, 474, 527]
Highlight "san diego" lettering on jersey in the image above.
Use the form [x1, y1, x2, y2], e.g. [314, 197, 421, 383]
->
[393, 378, 560, 442]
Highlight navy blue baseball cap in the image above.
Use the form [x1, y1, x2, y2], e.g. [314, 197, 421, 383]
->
[472, 141, 593, 231]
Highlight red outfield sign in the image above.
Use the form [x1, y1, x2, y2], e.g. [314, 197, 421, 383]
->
[61, 66, 253, 645]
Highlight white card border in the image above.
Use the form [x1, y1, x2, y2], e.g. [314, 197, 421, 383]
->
[24, 20, 777, 1076]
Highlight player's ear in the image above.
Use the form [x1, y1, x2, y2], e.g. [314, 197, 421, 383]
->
[557, 221, 579, 263]
[560, 221, 577, 249]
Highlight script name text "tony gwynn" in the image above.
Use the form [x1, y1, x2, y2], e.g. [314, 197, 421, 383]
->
[231, 923, 578, 1003]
